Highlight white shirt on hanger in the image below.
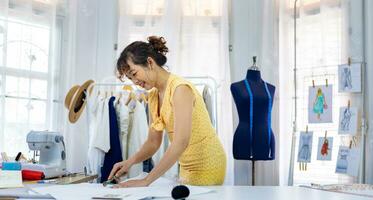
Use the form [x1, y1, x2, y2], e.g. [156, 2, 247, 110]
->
[115, 95, 130, 161]
[127, 100, 148, 178]
[92, 96, 111, 153]
[86, 94, 108, 177]
[203, 85, 215, 127]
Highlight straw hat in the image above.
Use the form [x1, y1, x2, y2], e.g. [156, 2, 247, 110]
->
[64, 80, 94, 123]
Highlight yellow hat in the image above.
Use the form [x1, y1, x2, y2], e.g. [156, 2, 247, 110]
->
[64, 80, 94, 123]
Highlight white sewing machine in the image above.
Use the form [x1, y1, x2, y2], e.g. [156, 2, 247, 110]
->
[23, 131, 67, 179]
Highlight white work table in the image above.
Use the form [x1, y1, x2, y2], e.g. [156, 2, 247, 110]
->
[1, 185, 372, 200]
[198, 186, 372, 200]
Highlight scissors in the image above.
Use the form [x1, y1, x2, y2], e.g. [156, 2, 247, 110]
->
[102, 175, 120, 187]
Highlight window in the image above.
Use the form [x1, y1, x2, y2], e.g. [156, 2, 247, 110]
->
[118, 0, 165, 48]
[118, 0, 223, 78]
[0, 7, 61, 158]
[282, 0, 362, 185]
[178, 0, 222, 77]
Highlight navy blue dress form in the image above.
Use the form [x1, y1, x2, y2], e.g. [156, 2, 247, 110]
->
[231, 70, 276, 161]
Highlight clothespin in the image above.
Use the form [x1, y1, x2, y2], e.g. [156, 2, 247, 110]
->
[348, 100, 351, 108]
[349, 140, 353, 149]
[324, 130, 327, 139]
[325, 79, 328, 87]
[348, 57, 351, 66]
[352, 136, 357, 147]
[306, 125, 309, 133]
[312, 80, 315, 88]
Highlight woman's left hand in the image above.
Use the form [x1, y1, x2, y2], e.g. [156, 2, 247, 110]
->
[112, 178, 150, 188]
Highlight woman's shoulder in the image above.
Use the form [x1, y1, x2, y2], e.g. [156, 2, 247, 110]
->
[168, 74, 192, 89]
[167, 74, 197, 101]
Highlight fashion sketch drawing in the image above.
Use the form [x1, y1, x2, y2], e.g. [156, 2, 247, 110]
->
[338, 106, 358, 135]
[338, 64, 361, 93]
[313, 88, 327, 120]
[340, 107, 352, 131]
[336, 147, 349, 174]
[309, 85, 333, 123]
[317, 137, 333, 161]
[298, 132, 313, 163]
[340, 67, 352, 90]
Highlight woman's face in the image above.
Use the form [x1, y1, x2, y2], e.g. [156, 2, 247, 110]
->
[125, 58, 156, 90]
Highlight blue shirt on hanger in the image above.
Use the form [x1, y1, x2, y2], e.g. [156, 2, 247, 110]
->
[101, 96, 123, 182]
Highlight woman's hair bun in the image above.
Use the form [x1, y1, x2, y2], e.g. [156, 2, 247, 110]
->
[147, 36, 169, 55]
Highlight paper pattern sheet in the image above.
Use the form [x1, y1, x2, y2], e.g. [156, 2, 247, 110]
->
[0, 170, 23, 189]
[32, 175, 213, 200]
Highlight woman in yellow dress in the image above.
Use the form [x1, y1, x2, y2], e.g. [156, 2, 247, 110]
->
[108, 36, 226, 187]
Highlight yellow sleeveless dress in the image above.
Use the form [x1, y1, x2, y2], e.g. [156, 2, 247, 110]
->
[148, 74, 226, 185]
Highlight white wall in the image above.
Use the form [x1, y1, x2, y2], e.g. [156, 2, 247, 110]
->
[229, 0, 279, 186]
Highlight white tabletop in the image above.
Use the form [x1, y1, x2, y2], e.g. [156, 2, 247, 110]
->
[193, 186, 372, 200]
[1, 185, 372, 199]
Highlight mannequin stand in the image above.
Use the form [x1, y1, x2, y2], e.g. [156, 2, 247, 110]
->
[252, 161, 255, 185]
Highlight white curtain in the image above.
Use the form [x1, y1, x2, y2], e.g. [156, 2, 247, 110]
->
[250, 0, 280, 186]
[279, 0, 364, 185]
[118, 0, 234, 185]
[59, 0, 118, 173]
[229, 0, 279, 186]
[365, 0, 373, 184]
[0, 0, 58, 157]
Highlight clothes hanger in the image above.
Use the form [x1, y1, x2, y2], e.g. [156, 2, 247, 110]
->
[139, 92, 147, 103]
[125, 92, 136, 106]
[123, 86, 135, 106]
[122, 85, 133, 91]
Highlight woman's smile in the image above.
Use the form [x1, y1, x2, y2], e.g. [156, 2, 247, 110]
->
[140, 82, 145, 88]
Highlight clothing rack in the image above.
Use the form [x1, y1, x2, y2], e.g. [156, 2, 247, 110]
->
[183, 76, 219, 133]
[84, 76, 142, 146]
[86, 76, 138, 94]
[84, 76, 219, 178]
[86, 75, 219, 132]
[84, 77, 147, 181]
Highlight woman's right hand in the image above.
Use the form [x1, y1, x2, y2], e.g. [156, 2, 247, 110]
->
[108, 160, 132, 180]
